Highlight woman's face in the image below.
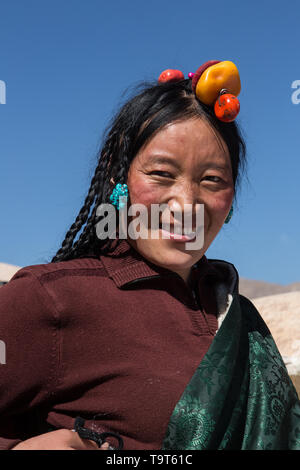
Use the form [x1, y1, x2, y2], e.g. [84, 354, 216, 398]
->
[126, 117, 234, 283]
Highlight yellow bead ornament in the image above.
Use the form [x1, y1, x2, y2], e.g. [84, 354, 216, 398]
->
[195, 61, 241, 106]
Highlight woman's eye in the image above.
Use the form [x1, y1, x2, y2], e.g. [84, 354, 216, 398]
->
[204, 176, 223, 183]
[150, 171, 173, 178]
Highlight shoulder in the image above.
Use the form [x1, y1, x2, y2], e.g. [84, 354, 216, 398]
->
[205, 258, 271, 336]
[205, 257, 239, 294]
[0, 256, 110, 324]
[8, 256, 108, 287]
[238, 294, 271, 337]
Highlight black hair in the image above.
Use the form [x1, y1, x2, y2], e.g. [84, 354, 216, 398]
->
[51, 78, 246, 263]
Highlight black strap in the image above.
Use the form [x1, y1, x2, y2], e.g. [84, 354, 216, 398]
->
[74, 416, 124, 450]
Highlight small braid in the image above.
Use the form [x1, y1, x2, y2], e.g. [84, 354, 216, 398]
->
[51, 140, 113, 262]
[51, 125, 131, 262]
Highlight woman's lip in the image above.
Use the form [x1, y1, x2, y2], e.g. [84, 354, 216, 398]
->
[159, 228, 196, 242]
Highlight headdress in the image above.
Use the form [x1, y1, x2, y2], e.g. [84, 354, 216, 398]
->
[158, 60, 241, 122]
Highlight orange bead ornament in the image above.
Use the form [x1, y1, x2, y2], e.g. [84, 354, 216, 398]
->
[214, 93, 240, 122]
[158, 69, 184, 83]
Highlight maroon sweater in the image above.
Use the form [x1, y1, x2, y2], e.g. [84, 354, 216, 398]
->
[0, 238, 224, 450]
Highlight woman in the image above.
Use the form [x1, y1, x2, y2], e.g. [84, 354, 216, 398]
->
[0, 61, 299, 450]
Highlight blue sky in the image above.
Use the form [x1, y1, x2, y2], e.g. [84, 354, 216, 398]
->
[0, 0, 299, 284]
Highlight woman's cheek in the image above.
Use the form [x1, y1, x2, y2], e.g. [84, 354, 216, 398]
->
[129, 180, 163, 207]
[210, 189, 233, 213]
[205, 193, 233, 228]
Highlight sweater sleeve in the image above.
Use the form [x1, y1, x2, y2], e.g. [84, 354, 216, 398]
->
[0, 267, 60, 449]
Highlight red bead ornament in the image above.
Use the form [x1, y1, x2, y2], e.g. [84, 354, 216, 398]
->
[158, 69, 185, 83]
[214, 93, 240, 122]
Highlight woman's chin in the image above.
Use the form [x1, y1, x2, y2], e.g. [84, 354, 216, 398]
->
[134, 238, 202, 273]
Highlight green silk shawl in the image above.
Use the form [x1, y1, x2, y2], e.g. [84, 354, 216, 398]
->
[162, 293, 300, 450]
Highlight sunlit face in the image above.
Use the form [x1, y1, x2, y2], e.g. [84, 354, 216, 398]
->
[125, 117, 234, 283]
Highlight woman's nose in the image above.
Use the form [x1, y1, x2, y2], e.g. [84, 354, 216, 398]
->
[167, 184, 200, 225]
[168, 182, 199, 212]
[167, 199, 184, 224]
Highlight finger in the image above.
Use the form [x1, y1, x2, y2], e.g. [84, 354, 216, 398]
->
[70, 431, 111, 450]
[99, 442, 110, 450]
[69, 430, 100, 450]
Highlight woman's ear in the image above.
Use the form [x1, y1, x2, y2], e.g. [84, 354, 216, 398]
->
[110, 177, 115, 187]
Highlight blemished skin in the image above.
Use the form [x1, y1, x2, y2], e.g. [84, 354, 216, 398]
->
[126, 117, 234, 284]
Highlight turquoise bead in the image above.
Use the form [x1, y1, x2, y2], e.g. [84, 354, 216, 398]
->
[224, 206, 233, 224]
[110, 183, 128, 210]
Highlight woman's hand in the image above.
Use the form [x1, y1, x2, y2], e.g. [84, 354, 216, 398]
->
[11, 429, 110, 450]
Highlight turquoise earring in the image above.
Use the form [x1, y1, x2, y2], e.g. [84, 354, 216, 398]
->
[224, 206, 233, 224]
[109, 183, 128, 210]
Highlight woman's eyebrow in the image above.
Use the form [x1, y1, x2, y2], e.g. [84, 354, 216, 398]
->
[147, 155, 181, 169]
[203, 162, 231, 171]
[146, 156, 231, 172]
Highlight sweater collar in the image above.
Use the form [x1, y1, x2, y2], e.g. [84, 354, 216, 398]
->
[99, 237, 222, 288]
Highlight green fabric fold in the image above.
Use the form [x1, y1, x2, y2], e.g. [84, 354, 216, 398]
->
[162, 294, 300, 450]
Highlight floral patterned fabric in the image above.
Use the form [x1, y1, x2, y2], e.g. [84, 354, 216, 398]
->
[162, 294, 300, 450]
